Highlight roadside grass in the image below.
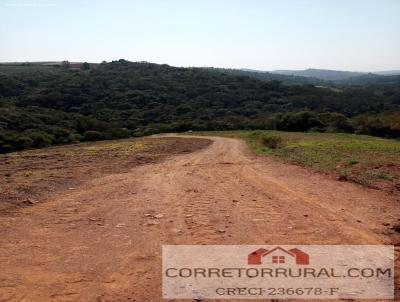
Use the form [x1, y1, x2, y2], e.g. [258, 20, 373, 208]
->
[192, 130, 400, 190]
[78, 140, 158, 155]
[5, 138, 161, 159]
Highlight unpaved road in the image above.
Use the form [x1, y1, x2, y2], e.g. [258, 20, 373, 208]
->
[0, 136, 399, 301]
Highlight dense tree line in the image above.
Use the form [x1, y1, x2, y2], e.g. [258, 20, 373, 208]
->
[0, 60, 399, 153]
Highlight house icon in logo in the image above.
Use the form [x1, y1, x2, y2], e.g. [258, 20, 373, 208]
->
[248, 246, 309, 265]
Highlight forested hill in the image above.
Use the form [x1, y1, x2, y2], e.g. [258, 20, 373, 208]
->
[0, 60, 399, 153]
[203, 67, 325, 86]
[271, 68, 365, 81]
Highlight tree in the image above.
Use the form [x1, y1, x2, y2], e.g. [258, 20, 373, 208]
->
[0, 60, 399, 153]
[61, 60, 70, 69]
[81, 62, 90, 70]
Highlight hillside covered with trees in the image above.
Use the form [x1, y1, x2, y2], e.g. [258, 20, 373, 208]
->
[0, 60, 399, 153]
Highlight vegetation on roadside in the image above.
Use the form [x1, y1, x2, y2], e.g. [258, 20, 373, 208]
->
[193, 130, 400, 190]
[261, 135, 284, 149]
[1, 60, 400, 153]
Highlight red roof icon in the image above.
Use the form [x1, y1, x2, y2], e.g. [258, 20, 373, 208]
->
[248, 246, 309, 265]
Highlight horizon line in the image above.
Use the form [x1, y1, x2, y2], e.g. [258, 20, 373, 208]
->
[0, 60, 399, 74]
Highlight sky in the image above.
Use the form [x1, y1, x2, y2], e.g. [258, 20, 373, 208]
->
[0, 0, 399, 71]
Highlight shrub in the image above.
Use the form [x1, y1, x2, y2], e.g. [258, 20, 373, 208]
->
[83, 130, 104, 141]
[52, 128, 72, 144]
[28, 131, 53, 148]
[16, 136, 33, 149]
[0, 144, 14, 153]
[0, 132, 18, 152]
[104, 128, 131, 139]
[68, 133, 83, 143]
[325, 113, 354, 133]
[277, 111, 324, 132]
[261, 135, 284, 149]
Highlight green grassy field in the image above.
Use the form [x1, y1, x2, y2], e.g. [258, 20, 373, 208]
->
[193, 130, 400, 190]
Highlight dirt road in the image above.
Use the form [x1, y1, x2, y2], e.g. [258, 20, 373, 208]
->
[0, 136, 398, 301]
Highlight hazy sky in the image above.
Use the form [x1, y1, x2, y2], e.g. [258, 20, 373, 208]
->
[1, 0, 399, 71]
